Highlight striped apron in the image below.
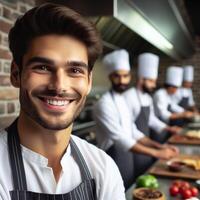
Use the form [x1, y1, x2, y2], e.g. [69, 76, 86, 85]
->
[6, 120, 97, 200]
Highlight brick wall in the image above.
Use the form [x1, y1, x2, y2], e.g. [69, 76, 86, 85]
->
[0, 0, 34, 129]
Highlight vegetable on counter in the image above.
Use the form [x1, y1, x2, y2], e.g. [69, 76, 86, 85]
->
[169, 180, 199, 199]
[136, 174, 159, 189]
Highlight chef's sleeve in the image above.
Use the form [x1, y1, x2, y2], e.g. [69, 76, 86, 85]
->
[93, 103, 137, 152]
[153, 93, 171, 123]
[131, 123, 145, 140]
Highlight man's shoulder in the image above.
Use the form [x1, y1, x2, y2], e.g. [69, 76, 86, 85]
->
[154, 88, 165, 96]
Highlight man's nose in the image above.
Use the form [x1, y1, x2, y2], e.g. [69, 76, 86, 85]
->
[49, 70, 68, 92]
[119, 76, 126, 84]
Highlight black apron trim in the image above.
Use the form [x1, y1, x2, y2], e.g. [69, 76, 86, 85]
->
[7, 119, 27, 191]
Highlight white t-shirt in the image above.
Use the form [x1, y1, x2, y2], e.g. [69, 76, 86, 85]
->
[0, 130, 126, 200]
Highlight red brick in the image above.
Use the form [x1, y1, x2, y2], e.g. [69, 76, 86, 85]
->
[0, 19, 12, 33]
[0, 33, 2, 45]
[0, 49, 12, 60]
[0, 75, 11, 86]
[0, 88, 19, 100]
[3, 7, 12, 20]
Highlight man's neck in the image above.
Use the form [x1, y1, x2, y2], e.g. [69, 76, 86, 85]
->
[17, 113, 72, 182]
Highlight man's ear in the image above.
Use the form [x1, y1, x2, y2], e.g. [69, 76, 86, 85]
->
[10, 61, 20, 88]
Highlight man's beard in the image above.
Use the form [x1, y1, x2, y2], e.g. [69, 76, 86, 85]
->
[19, 87, 85, 130]
[142, 84, 155, 95]
[112, 83, 129, 93]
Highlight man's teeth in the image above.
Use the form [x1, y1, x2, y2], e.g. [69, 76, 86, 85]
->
[46, 99, 70, 106]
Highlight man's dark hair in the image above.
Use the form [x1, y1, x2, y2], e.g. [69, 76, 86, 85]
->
[9, 3, 102, 71]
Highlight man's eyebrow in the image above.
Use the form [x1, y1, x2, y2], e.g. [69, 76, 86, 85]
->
[24, 57, 88, 68]
[25, 57, 55, 67]
[66, 61, 88, 69]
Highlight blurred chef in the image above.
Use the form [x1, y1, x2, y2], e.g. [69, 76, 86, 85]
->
[153, 66, 195, 126]
[176, 65, 198, 112]
[123, 53, 180, 177]
[93, 49, 179, 189]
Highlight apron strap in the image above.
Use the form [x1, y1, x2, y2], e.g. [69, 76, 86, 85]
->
[7, 119, 27, 191]
[70, 138, 92, 180]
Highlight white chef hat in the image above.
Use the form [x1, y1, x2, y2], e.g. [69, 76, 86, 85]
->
[183, 65, 194, 82]
[138, 52, 159, 79]
[102, 49, 130, 75]
[165, 66, 183, 87]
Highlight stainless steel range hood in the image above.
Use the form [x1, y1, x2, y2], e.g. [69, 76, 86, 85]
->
[36, 0, 195, 60]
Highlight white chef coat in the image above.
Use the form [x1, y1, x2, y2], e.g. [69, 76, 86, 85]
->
[123, 87, 166, 134]
[153, 88, 185, 123]
[175, 88, 195, 107]
[0, 130, 125, 200]
[93, 90, 144, 152]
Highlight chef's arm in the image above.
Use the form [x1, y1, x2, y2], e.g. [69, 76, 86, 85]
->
[129, 140, 178, 160]
[163, 125, 182, 134]
[169, 111, 194, 120]
[137, 136, 163, 149]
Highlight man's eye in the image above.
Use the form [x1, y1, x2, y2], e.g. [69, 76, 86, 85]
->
[70, 67, 83, 74]
[33, 65, 50, 71]
[40, 65, 49, 71]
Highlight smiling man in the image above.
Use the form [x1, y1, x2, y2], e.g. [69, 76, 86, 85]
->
[0, 3, 126, 200]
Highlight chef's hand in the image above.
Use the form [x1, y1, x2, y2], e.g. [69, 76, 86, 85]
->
[183, 111, 195, 119]
[155, 148, 179, 160]
[161, 144, 180, 154]
[167, 126, 182, 134]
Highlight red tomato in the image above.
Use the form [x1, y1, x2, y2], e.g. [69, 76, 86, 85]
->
[181, 189, 192, 199]
[180, 186, 190, 195]
[181, 181, 191, 189]
[172, 180, 182, 188]
[190, 187, 199, 197]
[169, 185, 179, 196]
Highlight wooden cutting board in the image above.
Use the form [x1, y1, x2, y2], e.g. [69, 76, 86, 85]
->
[148, 154, 200, 180]
[168, 134, 200, 145]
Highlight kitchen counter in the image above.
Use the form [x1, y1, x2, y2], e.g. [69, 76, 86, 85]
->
[125, 142, 200, 200]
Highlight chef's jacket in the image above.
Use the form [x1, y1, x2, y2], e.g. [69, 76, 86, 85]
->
[0, 130, 125, 200]
[123, 87, 166, 134]
[93, 90, 144, 152]
[153, 88, 185, 123]
[175, 88, 195, 107]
